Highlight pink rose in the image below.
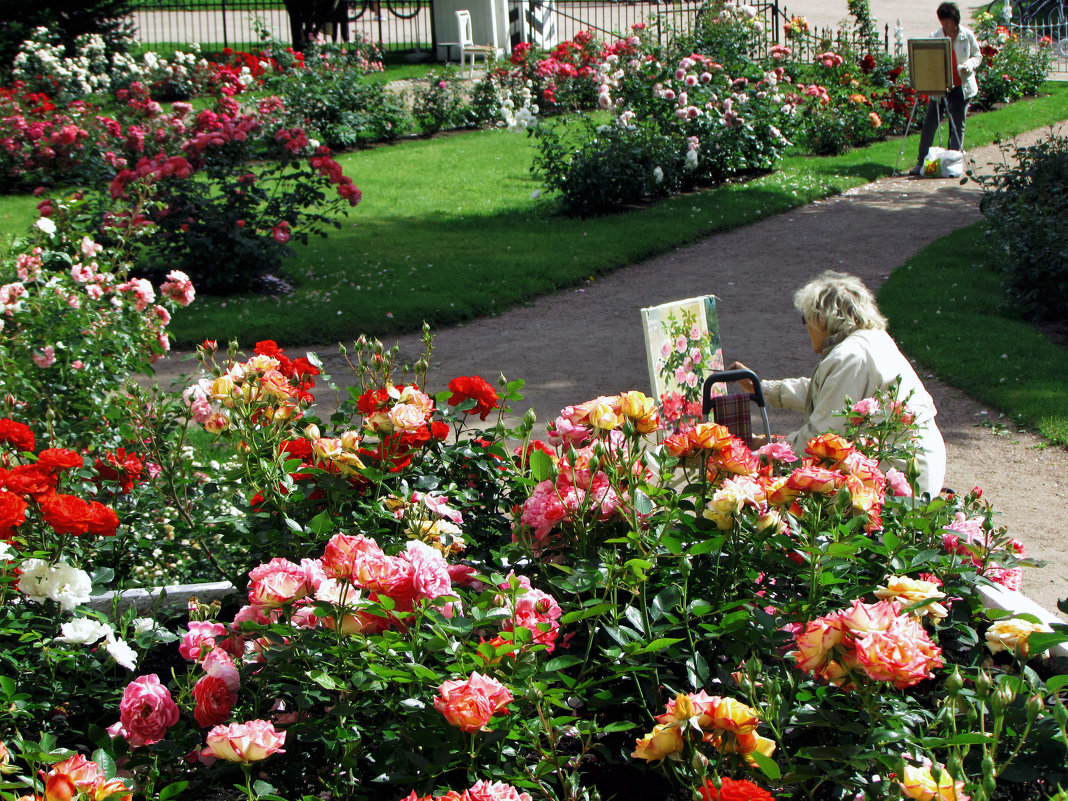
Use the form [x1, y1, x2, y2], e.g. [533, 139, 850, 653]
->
[180, 621, 227, 662]
[434, 672, 513, 732]
[885, 467, 913, 497]
[248, 557, 311, 607]
[115, 674, 180, 747]
[205, 719, 287, 763]
[466, 780, 533, 801]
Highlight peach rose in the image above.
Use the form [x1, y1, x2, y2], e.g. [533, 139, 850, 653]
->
[388, 403, 427, 432]
[792, 616, 846, 673]
[874, 576, 948, 619]
[786, 465, 843, 494]
[587, 401, 622, 431]
[205, 719, 287, 763]
[631, 723, 685, 761]
[852, 620, 943, 689]
[837, 598, 900, 634]
[688, 422, 732, 450]
[434, 672, 513, 733]
[707, 697, 760, 735]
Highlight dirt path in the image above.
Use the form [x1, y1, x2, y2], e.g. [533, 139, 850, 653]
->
[153, 125, 1068, 617]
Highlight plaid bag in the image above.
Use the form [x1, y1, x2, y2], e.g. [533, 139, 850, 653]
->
[708, 393, 753, 446]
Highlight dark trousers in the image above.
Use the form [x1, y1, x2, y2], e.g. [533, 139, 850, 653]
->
[916, 86, 968, 165]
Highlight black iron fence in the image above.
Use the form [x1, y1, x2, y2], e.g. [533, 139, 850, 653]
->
[125, 0, 890, 58]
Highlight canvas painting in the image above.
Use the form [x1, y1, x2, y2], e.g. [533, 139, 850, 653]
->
[640, 294, 725, 432]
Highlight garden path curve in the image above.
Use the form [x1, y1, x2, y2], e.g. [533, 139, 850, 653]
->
[157, 124, 1068, 617]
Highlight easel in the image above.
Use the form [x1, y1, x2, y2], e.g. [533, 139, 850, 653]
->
[893, 38, 960, 175]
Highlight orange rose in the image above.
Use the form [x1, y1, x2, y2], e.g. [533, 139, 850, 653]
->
[688, 422, 733, 450]
[708, 697, 760, 734]
[899, 759, 970, 801]
[805, 432, 854, 464]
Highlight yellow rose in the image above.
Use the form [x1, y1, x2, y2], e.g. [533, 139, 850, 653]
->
[339, 430, 361, 450]
[245, 354, 280, 372]
[619, 391, 655, 420]
[986, 618, 1052, 657]
[708, 697, 759, 734]
[204, 412, 230, 434]
[210, 375, 237, 401]
[899, 759, 969, 801]
[631, 723, 684, 762]
[588, 402, 622, 431]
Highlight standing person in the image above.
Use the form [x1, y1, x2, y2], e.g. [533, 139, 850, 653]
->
[730, 271, 947, 498]
[907, 2, 982, 176]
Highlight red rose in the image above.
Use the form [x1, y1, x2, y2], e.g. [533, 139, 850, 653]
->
[699, 777, 776, 801]
[4, 464, 57, 499]
[86, 501, 120, 537]
[37, 448, 84, 473]
[40, 492, 93, 535]
[0, 419, 35, 452]
[0, 490, 28, 538]
[193, 674, 236, 727]
[447, 376, 500, 421]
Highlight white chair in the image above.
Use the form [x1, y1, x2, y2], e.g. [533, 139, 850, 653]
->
[455, 9, 494, 78]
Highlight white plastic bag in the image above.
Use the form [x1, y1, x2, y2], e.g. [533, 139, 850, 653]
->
[922, 147, 964, 178]
[939, 149, 964, 178]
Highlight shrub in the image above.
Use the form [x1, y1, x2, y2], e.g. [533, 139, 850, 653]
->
[672, 0, 763, 74]
[975, 131, 1068, 321]
[0, 202, 188, 449]
[411, 70, 474, 136]
[971, 11, 1053, 110]
[532, 117, 684, 216]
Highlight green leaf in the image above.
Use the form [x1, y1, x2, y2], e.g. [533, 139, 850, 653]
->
[91, 749, 117, 780]
[600, 721, 637, 733]
[631, 637, 685, 655]
[158, 781, 190, 801]
[633, 489, 653, 516]
[688, 538, 723, 556]
[543, 655, 583, 672]
[307, 669, 341, 690]
[560, 601, 615, 624]
[685, 652, 709, 688]
[284, 517, 303, 534]
[1027, 631, 1068, 654]
[1046, 674, 1068, 692]
[307, 510, 335, 536]
[750, 749, 781, 780]
[529, 448, 553, 481]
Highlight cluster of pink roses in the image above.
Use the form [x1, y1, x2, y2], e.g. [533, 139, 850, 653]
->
[400, 779, 532, 801]
[791, 598, 944, 690]
[480, 572, 563, 657]
[942, 511, 1025, 591]
[109, 670, 286, 762]
[235, 532, 454, 636]
[2, 232, 187, 367]
[632, 690, 776, 765]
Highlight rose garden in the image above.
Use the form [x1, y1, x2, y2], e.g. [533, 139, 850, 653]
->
[1, 1, 1068, 800]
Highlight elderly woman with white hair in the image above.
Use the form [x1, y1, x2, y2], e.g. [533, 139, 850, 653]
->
[733, 271, 946, 497]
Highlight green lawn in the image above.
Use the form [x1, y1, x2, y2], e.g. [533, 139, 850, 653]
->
[880, 223, 1068, 446]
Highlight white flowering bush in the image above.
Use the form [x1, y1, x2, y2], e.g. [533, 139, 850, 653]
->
[0, 204, 191, 450]
[10, 26, 138, 103]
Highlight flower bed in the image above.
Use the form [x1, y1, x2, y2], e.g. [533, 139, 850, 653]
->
[2, 217, 1067, 798]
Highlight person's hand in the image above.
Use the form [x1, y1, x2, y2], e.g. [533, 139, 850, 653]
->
[727, 361, 755, 394]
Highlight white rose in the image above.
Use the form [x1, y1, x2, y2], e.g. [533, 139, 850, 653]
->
[105, 636, 138, 670]
[35, 217, 57, 236]
[132, 617, 158, 635]
[56, 617, 114, 645]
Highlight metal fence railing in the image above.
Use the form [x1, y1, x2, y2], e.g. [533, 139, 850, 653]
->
[125, 0, 890, 59]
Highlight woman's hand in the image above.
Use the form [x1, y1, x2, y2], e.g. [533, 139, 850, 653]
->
[727, 361, 755, 394]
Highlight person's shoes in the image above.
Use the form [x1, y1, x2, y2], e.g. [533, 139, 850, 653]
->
[906, 164, 923, 176]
